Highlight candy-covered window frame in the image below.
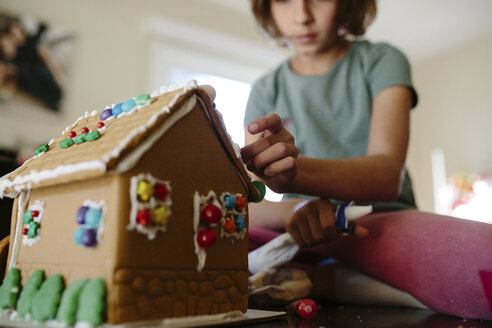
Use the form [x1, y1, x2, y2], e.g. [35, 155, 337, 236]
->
[128, 173, 172, 240]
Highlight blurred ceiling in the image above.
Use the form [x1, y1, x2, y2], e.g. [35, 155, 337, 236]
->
[204, 0, 492, 63]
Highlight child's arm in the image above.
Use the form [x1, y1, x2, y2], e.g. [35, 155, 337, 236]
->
[243, 85, 412, 202]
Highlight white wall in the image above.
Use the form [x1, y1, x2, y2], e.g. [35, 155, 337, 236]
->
[408, 32, 492, 211]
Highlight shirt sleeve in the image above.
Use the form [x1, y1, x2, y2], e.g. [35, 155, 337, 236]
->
[244, 79, 270, 128]
[368, 43, 418, 108]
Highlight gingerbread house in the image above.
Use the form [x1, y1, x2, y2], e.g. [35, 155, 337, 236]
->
[0, 81, 261, 325]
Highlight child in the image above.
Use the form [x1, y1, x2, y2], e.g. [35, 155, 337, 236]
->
[242, 0, 492, 320]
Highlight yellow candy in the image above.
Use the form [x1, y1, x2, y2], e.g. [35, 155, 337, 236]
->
[137, 180, 153, 202]
[152, 206, 170, 225]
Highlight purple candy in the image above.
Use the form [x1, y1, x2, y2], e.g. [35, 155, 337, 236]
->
[82, 228, 97, 247]
[76, 206, 89, 224]
[100, 108, 113, 121]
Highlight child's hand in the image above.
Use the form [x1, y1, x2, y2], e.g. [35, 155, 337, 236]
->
[286, 199, 369, 248]
[241, 114, 298, 192]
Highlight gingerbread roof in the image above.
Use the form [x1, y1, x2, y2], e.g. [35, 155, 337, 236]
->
[0, 81, 259, 201]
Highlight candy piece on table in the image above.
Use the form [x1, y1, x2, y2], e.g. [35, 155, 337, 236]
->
[252, 181, 266, 203]
[291, 299, 318, 319]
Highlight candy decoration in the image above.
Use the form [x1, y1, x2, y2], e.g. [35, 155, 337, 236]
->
[73, 227, 85, 246]
[152, 206, 170, 225]
[137, 180, 153, 202]
[22, 228, 28, 235]
[86, 130, 101, 141]
[85, 208, 102, 229]
[122, 99, 136, 112]
[224, 218, 236, 234]
[201, 204, 222, 224]
[97, 121, 105, 128]
[112, 103, 123, 117]
[81, 127, 89, 134]
[224, 195, 236, 210]
[135, 93, 151, 106]
[31, 211, 39, 217]
[60, 138, 74, 149]
[154, 183, 169, 201]
[27, 222, 40, 238]
[34, 144, 49, 156]
[68, 131, 77, 138]
[197, 229, 216, 248]
[23, 211, 33, 224]
[136, 209, 151, 226]
[99, 108, 112, 121]
[235, 196, 247, 210]
[234, 215, 246, 231]
[252, 181, 266, 203]
[82, 229, 97, 247]
[76, 206, 89, 225]
[295, 299, 318, 319]
[74, 134, 87, 144]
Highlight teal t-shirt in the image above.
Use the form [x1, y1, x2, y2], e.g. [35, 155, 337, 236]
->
[244, 40, 418, 211]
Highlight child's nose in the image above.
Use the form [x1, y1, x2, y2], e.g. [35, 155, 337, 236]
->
[294, 0, 314, 25]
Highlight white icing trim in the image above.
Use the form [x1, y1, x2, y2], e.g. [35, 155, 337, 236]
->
[0, 161, 106, 196]
[9, 190, 30, 270]
[127, 173, 172, 240]
[193, 192, 207, 272]
[115, 94, 197, 173]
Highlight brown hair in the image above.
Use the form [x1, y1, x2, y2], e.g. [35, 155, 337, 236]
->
[250, 0, 377, 41]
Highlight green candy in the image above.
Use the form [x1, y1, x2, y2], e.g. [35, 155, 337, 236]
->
[135, 93, 151, 106]
[32, 274, 64, 322]
[252, 181, 266, 203]
[60, 138, 74, 149]
[76, 278, 106, 326]
[27, 221, 40, 238]
[56, 279, 88, 325]
[0, 267, 20, 310]
[74, 134, 87, 144]
[17, 269, 44, 318]
[23, 210, 33, 224]
[34, 144, 49, 156]
[86, 130, 100, 141]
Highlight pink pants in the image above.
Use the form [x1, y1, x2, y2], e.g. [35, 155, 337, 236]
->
[248, 210, 492, 320]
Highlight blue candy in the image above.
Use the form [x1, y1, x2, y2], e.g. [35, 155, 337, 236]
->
[224, 195, 236, 210]
[112, 103, 123, 117]
[122, 99, 136, 112]
[234, 215, 245, 231]
[74, 227, 86, 246]
[85, 208, 102, 229]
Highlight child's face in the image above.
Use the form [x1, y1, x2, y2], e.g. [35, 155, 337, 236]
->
[271, 0, 339, 56]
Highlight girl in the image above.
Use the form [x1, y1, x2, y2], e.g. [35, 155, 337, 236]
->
[242, 0, 492, 320]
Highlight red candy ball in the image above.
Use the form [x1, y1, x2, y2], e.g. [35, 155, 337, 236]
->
[201, 204, 222, 224]
[69, 131, 76, 138]
[31, 210, 39, 217]
[295, 299, 318, 319]
[97, 121, 105, 128]
[154, 183, 169, 201]
[81, 127, 89, 134]
[136, 209, 151, 227]
[197, 229, 216, 248]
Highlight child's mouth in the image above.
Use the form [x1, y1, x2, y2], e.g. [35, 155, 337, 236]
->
[296, 33, 317, 44]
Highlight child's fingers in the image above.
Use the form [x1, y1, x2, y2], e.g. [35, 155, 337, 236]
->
[241, 136, 296, 168]
[247, 113, 283, 135]
[264, 156, 297, 177]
